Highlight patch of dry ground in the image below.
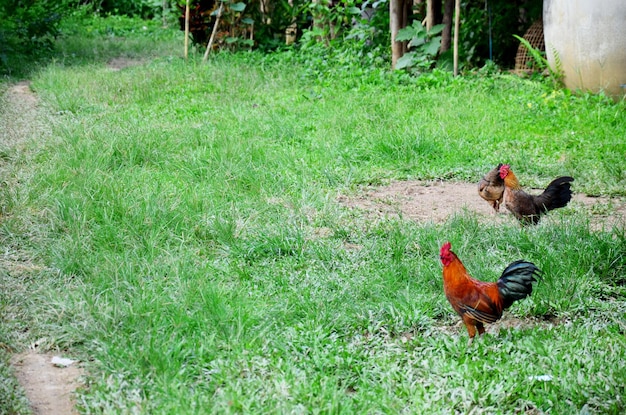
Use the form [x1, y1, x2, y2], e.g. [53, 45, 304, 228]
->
[338, 179, 626, 229]
[10, 352, 82, 415]
[401, 314, 565, 343]
[107, 57, 146, 71]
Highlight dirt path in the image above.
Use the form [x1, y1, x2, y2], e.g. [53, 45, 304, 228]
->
[0, 58, 141, 414]
[10, 352, 82, 415]
[2, 81, 84, 415]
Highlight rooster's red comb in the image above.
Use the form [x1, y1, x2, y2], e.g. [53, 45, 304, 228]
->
[499, 164, 511, 179]
[440, 241, 452, 255]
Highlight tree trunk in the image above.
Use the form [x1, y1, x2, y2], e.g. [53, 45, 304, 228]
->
[440, 0, 454, 52]
[312, 0, 327, 43]
[390, 0, 409, 69]
[426, 0, 442, 31]
[453, 0, 460, 75]
[390, 0, 402, 68]
[184, 0, 190, 59]
[162, 0, 168, 27]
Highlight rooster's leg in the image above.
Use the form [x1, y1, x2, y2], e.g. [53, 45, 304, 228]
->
[462, 317, 478, 345]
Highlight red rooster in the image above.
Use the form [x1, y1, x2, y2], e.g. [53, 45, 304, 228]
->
[440, 242, 541, 345]
[499, 164, 574, 225]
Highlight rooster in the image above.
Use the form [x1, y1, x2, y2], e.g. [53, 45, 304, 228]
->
[439, 241, 541, 345]
[478, 163, 505, 212]
[499, 164, 574, 225]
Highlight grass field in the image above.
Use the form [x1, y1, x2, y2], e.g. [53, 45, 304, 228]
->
[1, 14, 625, 414]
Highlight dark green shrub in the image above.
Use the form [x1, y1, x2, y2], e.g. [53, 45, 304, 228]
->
[0, 0, 75, 75]
[460, 0, 542, 68]
[85, 0, 166, 19]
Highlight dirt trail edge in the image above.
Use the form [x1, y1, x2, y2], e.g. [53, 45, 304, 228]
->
[10, 352, 82, 415]
[2, 82, 83, 415]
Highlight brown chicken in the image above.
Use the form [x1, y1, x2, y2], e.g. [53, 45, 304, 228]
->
[478, 163, 505, 212]
[440, 241, 541, 345]
[499, 164, 574, 225]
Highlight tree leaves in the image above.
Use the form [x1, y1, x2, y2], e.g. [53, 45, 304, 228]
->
[395, 21, 443, 71]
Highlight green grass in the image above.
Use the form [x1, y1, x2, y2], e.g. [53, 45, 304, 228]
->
[1, 14, 626, 414]
[1, 11, 183, 80]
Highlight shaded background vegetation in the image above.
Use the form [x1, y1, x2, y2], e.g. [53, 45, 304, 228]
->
[1, 0, 542, 78]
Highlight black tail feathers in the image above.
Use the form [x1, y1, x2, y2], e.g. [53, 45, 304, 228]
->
[497, 260, 541, 309]
[537, 176, 574, 211]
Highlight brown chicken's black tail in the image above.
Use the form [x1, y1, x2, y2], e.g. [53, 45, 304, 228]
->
[497, 260, 541, 309]
[536, 176, 574, 212]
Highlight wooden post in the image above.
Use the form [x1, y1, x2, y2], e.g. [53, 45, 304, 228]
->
[203, 2, 224, 62]
[453, 0, 460, 76]
[441, 0, 454, 52]
[312, 0, 326, 43]
[162, 0, 168, 27]
[390, 0, 402, 69]
[184, 0, 190, 59]
[426, 0, 434, 31]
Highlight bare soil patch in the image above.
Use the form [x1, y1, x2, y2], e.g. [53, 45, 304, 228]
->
[107, 57, 146, 71]
[337, 180, 626, 229]
[10, 352, 82, 415]
[419, 313, 563, 339]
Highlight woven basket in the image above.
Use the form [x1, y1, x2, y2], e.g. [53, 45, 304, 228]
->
[514, 19, 545, 74]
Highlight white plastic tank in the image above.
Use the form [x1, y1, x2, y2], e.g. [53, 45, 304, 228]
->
[543, 0, 626, 99]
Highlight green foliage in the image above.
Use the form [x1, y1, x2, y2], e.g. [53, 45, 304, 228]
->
[0, 349, 31, 415]
[460, 0, 542, 68]
[298, 0, 392, 53]
[395, 21, 444, 72]
[84, 0, 167, 18]
[172, 0, 310, 52]
[0, 0, 74, 75]
[305, 0, 362, 41]
[513, 34, 563, 87]
[210, 0, 254, 50]
[245, 0, 309, 51]
[346, 0, 390, 49]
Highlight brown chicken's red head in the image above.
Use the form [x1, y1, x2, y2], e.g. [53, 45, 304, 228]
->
[499, 164, 511, 179]
[440, 242, 454, 266]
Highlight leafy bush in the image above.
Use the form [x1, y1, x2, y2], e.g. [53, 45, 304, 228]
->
[83, 0, 167, 19]
[395, 21, 443, 72]
[250, 0, 311, 51]
[0, 0, 73, 65]
[346, 0, 390, 52]
[460, 0, 542, 68]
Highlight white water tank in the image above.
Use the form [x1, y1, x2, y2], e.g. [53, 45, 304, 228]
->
[543, 0, 626, 99]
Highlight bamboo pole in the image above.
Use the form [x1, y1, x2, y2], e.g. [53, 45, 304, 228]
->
[184, 0, 190, 59]
[426, 0, 433, 31]
[162, 0, 168, 27]
[203, 2, 224, 62]
[390, 0, 400, 69]
[453, 0, 460, 76]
